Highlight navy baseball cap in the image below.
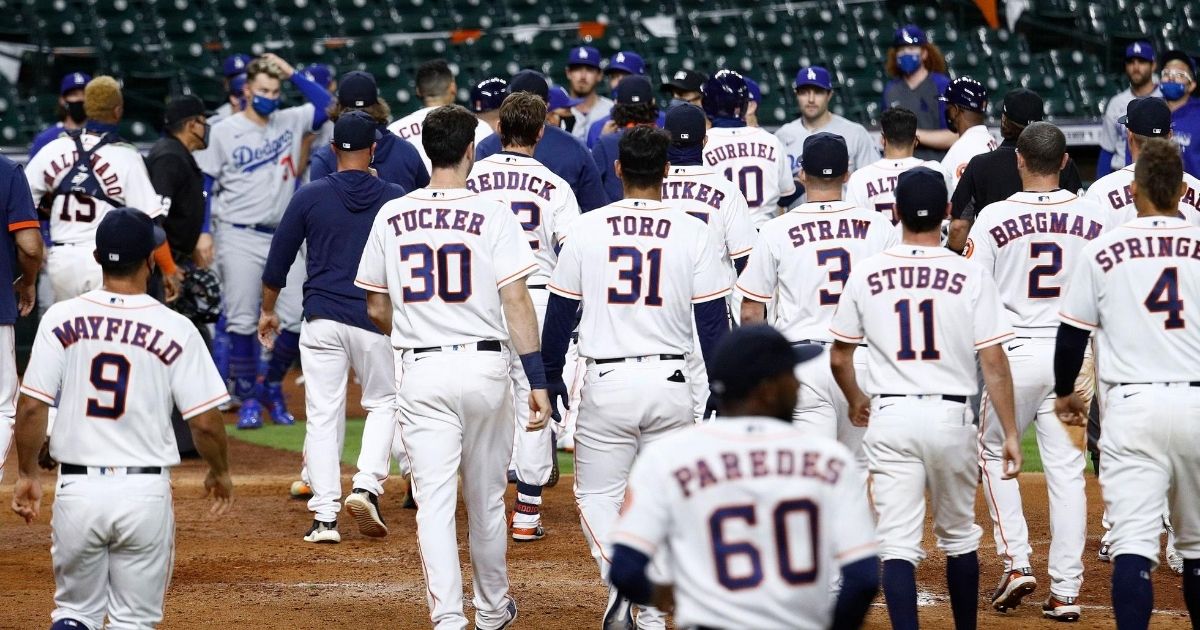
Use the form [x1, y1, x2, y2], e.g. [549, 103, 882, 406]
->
[567, 46, 601, 69]
[222, 54, 251, 78]
[664, 103, 706, 146]
[163, 95, 207, 127]
[548, 85, 583, 111]
[801, 133, 849, 178]
[795, 66, 833, 91]
[893, 24, 927, 46]
[303, 63, 333, 87]
[662, 69, 706, 93]
[472, 77, 509, 112]
[894, 167, 948, 223]
[939, 76, 988, 112]
[1002, 88, 1044, 126]
[709, 325, 824, 401]
[60, 72, 90, 95]
[508, 70, 550, 101]
[95, 208, 166, 264]
[1119, 97, 1172, 137]
[337, 71, 378, 108]
[616, 75, 654, 104]
[333, 111, 377, 151]
[1125, 41, 1155, 62]
[605, 51, 645, 75]
[744, 77, 761, 102]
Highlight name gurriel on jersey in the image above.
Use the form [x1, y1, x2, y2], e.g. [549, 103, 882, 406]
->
[52, 316, 184, 365]
[465, 171, 559, 201]
[385, 208, 486, 236]
[672, 447, 846, 498]
[40, 150, 125, 198]
[789, 218, 871, 247]
[704, 141, 778, 165]
[1108, 182, 1200, 211]
[986, 211, 1104, 248]
[1094, 233, 1200, 272]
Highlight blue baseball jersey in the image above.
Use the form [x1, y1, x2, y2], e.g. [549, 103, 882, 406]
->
[309, 126, 430, 191]
[0, 155, 39, 324]
[476, 123, 607, 212]
[584, 111, 667, 149]
[591, 128, 626, 203]
[1172, 98, 1200, 179]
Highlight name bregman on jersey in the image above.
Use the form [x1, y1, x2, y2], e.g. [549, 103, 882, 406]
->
[40, 150, 124, 199]
[986, 211, 1105, 248]
[1094, 234, 1200, 271]
[51, 316, 183, 365]
[789, 218, 871, 247]
[465, 171, 558, 201]
[673, 446, 845, 498]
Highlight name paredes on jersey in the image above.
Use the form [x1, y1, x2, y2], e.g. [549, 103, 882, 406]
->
[867, 265, 967, 296]
[231, 130, 294, 170]
[672, 447, 845, 498]
[704, 141, 777, 165]
[986, 211, 1105, 248]
[789, 218, 871, 247]
[660, 180, 726, 210]
[51, 316, 183, 365]
[1094, 234, 1200, 272]
[606, 215, 673, 238]
[465, 171, 558, 201]
[40, 149, 124, 198]
[385, 207, 485, 236]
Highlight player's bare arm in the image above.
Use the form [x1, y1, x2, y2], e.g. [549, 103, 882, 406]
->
[739, 298, 767, 324]
[365, 291, 392, 336]
[830, 339, 870, 427]
[193, 232, 214, 268]
[258, 283, 282, 349]
[500, 281, 551, 431]
[947, 217, 971, 254]
[11, 394, 50, 523]
[189, 407, 234, 516]
[12, 226, 43, 316]
[979, 343, 1021, 478]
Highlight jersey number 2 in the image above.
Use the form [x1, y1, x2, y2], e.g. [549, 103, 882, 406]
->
[87, 353, 130, 420]
[709, 499, 819, 590]
[1145, 267, 1185, 329]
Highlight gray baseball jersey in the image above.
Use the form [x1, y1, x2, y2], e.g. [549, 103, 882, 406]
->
[1099, 85, 1163, 172]
[776, 114, 880, 177]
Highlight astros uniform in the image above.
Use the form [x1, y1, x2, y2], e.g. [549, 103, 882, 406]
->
[703, 126, 795, 228]
[966, 189, 1107, 599]
[20, 290, 228, 628]
[356, 187, 537, 630]
[25, 131, 164, 301]
[847, 156, 947, 223]
[610, 418, 878, 629]
[1084, 163, 1200, 227]
[830, 245, 1013, 566]
[387, 106, 494, 174]
[942, 124, 998, 195]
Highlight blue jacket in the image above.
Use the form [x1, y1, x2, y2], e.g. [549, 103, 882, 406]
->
[476, 123, 607, 212]
[592, 129, 626, 203]
[585, 111, 667, 148]
[29, 123, 66, 158]
[1172, 98, 1200, 179]
[309, 127, 430, 191]
[262, 170, 406, 332]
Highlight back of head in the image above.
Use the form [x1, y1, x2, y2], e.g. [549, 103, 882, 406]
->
[612, 75, 658, 126]
[416, 59, 453, 99]
[330, 70, 390, 125]
[894, 166, 947, 233]
[1135, 137, 1184, 211]
[880, 107, 918, 146]
[700, 69, 750, 119]
[422, 104, 478, 169]
[1015, 121, 1066, 176]
[618, 126, 671, 189]
[499, 92, 546, 148]
[84, 76, 123, 124]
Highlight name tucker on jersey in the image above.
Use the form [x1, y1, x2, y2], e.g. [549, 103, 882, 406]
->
[789, 218, 871, 247]
[704, 141, 778, 165]
[986, 211, 1105, 248]
[40, 150, 124, 199]
[672, 447, 844, 498]
[385, 208, 485, 236]
[465, 171, 559, 201]
[52, 316, 183, 365]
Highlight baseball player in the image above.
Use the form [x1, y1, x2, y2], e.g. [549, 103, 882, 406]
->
[540, 126, 732, 627]
[11, 208, 233, 629]
[1097, 42, 1161, 178]
[29, 73, 90, 159]
[609, 324, 880, 630]
[738, 132, 896, 477]
[965, 122, 1106, 620]
[356, 104, 550, 630]
[472, 76, 508, 134]
[1160, 49, 1200, 178]
[829, 166, 1022, 630]
[940, 76, 997, 194]
[564, 46, 613, 142]
[776, 66, 879, 193]
[1053, 137, 1200, 630]
[700, 69, 795, 229]
[464, 91, 581, 542]
[476, 70, 608, 212]
[195, 53, 333, 429]
[584, 51, 663, 148]
[593, 75, 660, 203]
[546, 84, 583, 133]
[847, 107, 944, 222]
[260, 112, 406, 543]
[387, 59, 493, 173]
[211, 54, 251, 122]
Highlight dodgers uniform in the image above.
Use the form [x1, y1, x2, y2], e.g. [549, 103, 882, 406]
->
[776, 114, 881, 181]
[847, 156, 946, 223]
[703, 125, 795, 228]
[1099, 85, 1162, 174]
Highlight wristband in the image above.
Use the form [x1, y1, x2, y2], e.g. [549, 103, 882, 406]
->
[520, 352, 548, 390]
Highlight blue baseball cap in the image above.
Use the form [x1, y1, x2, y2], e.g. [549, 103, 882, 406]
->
[605, 51, 645, 75]
[665, 103, 706, 146]
[229, 73, 247, 95]
[222, 54, 251, 78]
[794, 66, 833, 91]
[95, 208, 166, 264]
[548, 85, 584, 111]
[744, 77, 761, 102]
[801, 132, 849, 177]
[895, 167, 948, 224]
[939, 76, 988, 112]
[333, 111, 377, 151]
[471, 77, 508, 112]
[337, 71, 378, 108]
[893, 24, 927, 46]
[302, 63, 333, 87]
[708, 325, 824, 401]
[60, 72, 90, 95]
[1119, 97, 1172, 137]
[567, 46, 601, 69]
[508, 70, 550, 101]
[1125, 41, 1155, 62]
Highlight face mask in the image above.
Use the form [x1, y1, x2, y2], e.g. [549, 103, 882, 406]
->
[251, 94, 278, 116]
[194, 120, 210, 149]
[559, 115, 576, 133]
[898, 53, 922, 76]
[1162, 81, 1188, 101]
[66, 101, 86, 124]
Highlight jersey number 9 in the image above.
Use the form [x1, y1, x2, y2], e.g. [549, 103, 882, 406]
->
[709, 499, 819, 590]
[87, 353, 130, 420]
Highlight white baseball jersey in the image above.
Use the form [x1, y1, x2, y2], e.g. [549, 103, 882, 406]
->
[846, 156, 946, 223]
[1060, 216, 1200, 383]
[776, 114, 881, 179]
[942, 125, 998, 195]
[548, 198, 731, 359]
[659, 164, 757, 277]
[25, 132, 165, 246]
[387, 106, 494, 174]
[737, 200, 897, 342]
[1084, 163, 1200, 228]
[703, 126, 795, 228]
[830, 245, 1014, 395]
[611, 417, 877, 630]
[465, 153, 581, 284]
[195, 105, 315, 225]
[19, 290, 229, 467]
[355, 187, 537, 349]
[965, 190, 1108, 337]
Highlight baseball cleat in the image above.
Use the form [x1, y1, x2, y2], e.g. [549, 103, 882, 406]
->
[289, 480, 313, 500]
[603, 587, 635, 630]
[303, 519, 340, 544]
[991, 567, 1036, 612]
[1097, 542, 1111, 563]
[262, 382, 295, 425]
[1042, 594, 1081, 622]
[345, 488, 388, 537]
[546, 433, 560, 487]
[486, 598, 518, 630]
[512, 523, 545, 542]
[236, 398, 263, 429]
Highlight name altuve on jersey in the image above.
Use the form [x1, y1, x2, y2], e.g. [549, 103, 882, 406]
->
[660, 180, 727, 210]
[52, 316, 183, 365]
[673, 446, 845, 498]
[986, 211, 1104, 248]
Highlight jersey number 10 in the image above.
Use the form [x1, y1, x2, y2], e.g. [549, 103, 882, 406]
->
[724, 166, 764, 208]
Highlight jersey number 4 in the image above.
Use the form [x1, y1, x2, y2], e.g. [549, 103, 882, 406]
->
[607, 246, 663, 305]
[87, 353, 130, 420]
[1145, 267, 1185, 329]
[709, 500, 819, 590]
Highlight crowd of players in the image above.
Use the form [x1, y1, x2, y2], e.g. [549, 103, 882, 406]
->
[2, 19, 1200, 630]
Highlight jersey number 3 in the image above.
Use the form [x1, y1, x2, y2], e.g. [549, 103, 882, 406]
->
[87, 353, 130, 420]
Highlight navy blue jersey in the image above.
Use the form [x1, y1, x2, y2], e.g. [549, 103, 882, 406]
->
[476, 123, 607, 211]
[1173, 98, 1200, 179]
[592, 129, 626, 203]
[585, 111, 667, 149]
[309, 128, 430, 191]
[0, 156, 38, 324]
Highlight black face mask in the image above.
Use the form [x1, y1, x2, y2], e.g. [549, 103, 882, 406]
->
[66, 101, 86, 124]
[559, 115, 577, 133]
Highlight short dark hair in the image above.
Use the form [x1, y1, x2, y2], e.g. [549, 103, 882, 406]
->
[1136, 137, 1184, 211]
[422, 104, 477, 169]
[1016, 121, 1066, 176]
[416, 59, 453, 99]
[880, 107, 917, 145]
[611, 101, 659, 127]
[617, 126, 670, 189]
[327, 98, 392, 126]
[95, 255, 145, 278]
[499, 92, 546, 148]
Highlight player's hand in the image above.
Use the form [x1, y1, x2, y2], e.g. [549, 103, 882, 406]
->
[204, 470, 234, 516]
[527, 388, 551, 432]
[14, 275, 35, 317]
[163, 269, 183, 304]
[260, 53, 295, 79]
[601, 119, 618, 136]
[1054, 393, 1087, 427]
[193, 233, 214, 269]
[37, 437, 57, 470]
[257, 310, 280, 350]
[546, 378, 570, 423]
[1001, 434, 1023, 480]
[11, 476, 42, 524]
[848, 392, 871, 427]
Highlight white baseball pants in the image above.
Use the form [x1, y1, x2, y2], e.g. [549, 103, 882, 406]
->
[213, 225, 304, 335]
[397, 347, 515, 630]
[508, 287, 554, 486]
[0, 326, 15, 482]
[793, 343, 870, 483]
[46, 244, 102, 302]
[978, 337, 1085, 597]
[556, 336, 585, 448]
[865, 396, 982, 565]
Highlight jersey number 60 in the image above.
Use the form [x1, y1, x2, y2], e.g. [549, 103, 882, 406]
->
[709, 499, 819, 590]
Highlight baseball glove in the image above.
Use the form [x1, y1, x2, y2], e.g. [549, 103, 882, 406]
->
[172, 267, 222, 323]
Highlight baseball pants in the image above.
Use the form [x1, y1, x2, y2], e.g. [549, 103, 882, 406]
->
[865, 396, 982, 565]
[50, 470, 174, 630]
[0, 326, 14, 482]
[47, 244, 102, 302]
[396, 346, 515, 630]
[214, 225, 304, 335]
[978, 337, 1086, 597]
[555, 336, 585, 449]
[299, 319, 398, 523]
[793, 342, 870, 484]
[508, 287, 554, 486]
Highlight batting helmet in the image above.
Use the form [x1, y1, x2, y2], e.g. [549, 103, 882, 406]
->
[172, 267, 222, 323]
[471, 77, 508, 113]
[701, 69, 750, 119]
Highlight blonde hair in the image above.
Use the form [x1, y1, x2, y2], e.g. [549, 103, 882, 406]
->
[246, 58, 285, 83]
[84, 76, 123, 124]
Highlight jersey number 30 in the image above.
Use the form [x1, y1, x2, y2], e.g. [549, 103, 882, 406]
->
[709, 500, 819, 590]
[400, 243, 472, 303]
[87, 353, 130, 420]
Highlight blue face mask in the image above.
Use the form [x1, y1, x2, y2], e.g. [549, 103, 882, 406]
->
[251, 94, 278, 116]
[1162, 81, 1188, 101]
[898, 52, 922, 75]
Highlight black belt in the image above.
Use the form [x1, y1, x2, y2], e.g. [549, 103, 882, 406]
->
[413, 340, 503, 354]
[228, 222, 277, 234]
[51, 241, 85, 247]
[527, 284, 547, 290]
[61, 463, 163, 475]
[595, 354, 685, 364]
[1115, 382, 1200, 387]
[795, 339, 866, 348]
[879, 393, 968, 404]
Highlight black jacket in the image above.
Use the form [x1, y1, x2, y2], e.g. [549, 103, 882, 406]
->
[146, 134, 205, 258]
[951, 138, 1084, 220]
